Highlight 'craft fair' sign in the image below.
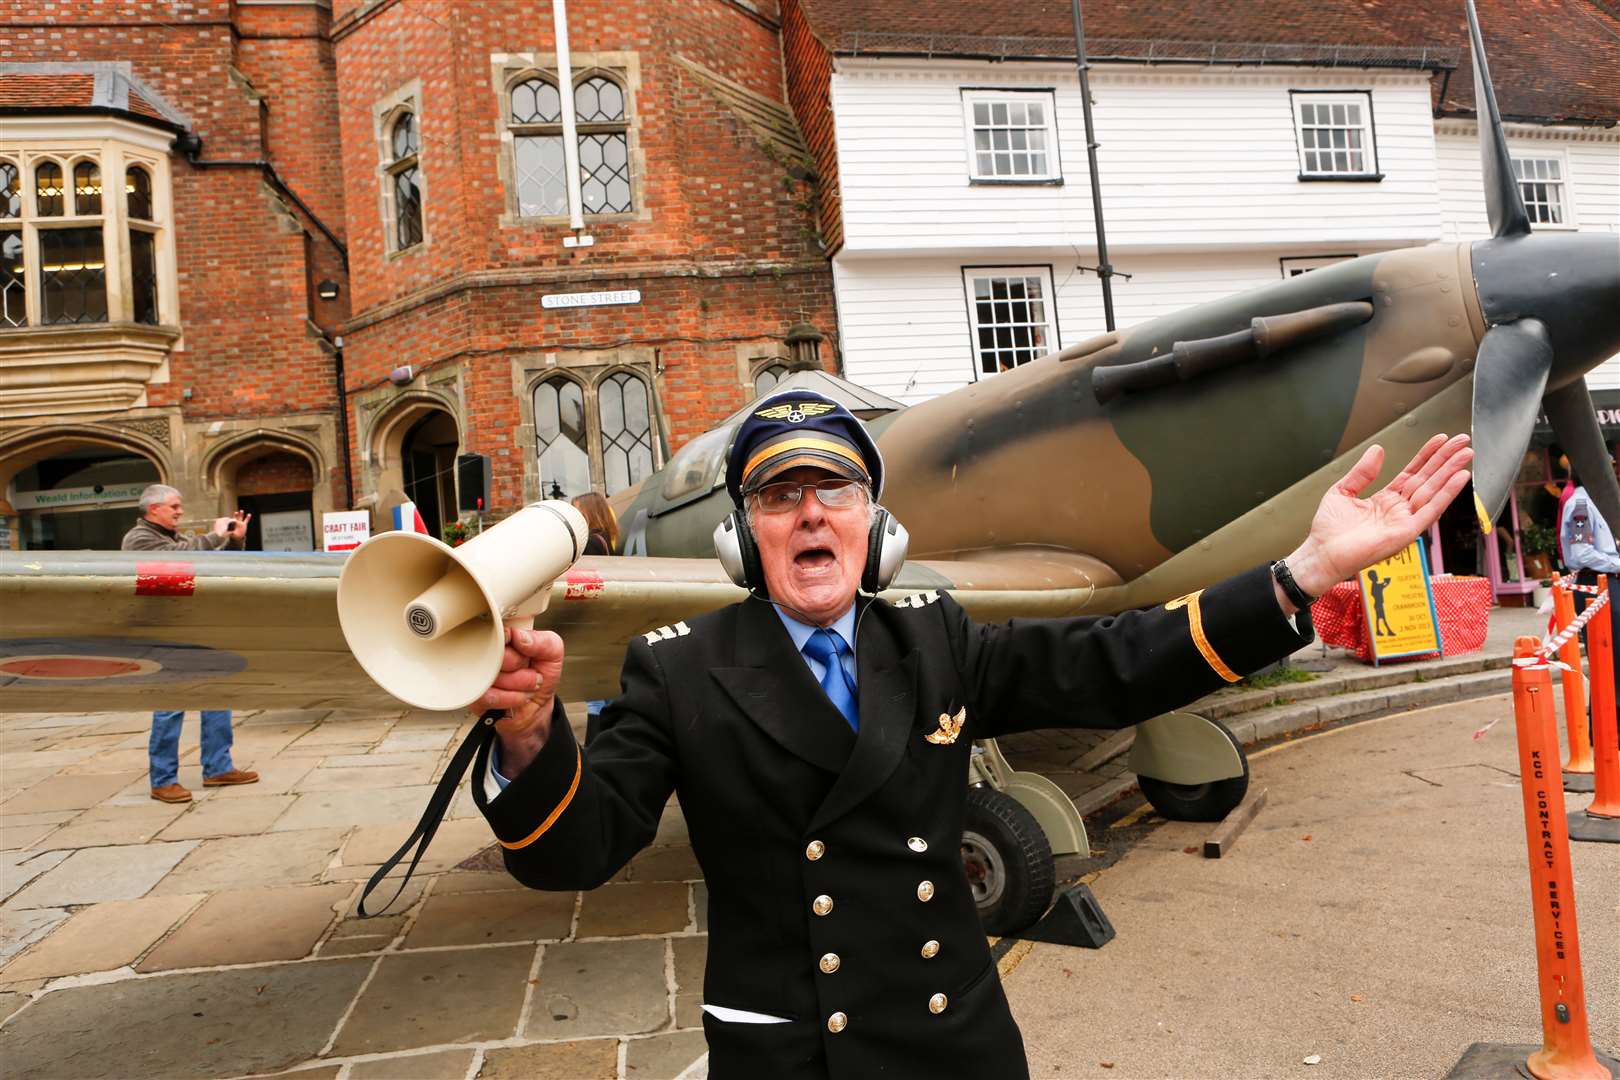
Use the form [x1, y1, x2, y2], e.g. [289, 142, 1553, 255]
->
[323, 511, 371, 553]
[540, 289, 642, 310]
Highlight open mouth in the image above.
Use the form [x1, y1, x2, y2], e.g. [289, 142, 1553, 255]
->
[794, 546, 836, 571]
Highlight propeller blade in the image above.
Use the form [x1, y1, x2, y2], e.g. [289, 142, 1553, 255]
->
[1471, 318, 1553, 525]
[1465, 0, 1531, 239]
[1545, 378, 1620, 544]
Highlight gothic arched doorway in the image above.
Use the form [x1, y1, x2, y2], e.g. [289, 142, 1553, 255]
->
[401, 410, 459, 538]
[8, 445, 160, 550]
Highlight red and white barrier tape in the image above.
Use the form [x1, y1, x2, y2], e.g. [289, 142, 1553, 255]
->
[1479, 590, 1609, 740]
[1553, 578, 1604, 596]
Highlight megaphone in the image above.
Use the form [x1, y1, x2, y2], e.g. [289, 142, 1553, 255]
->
[336, 501, 588, 711]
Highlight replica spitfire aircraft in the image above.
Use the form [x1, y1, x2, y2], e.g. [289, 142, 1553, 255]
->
[1, 1, 1616, 927]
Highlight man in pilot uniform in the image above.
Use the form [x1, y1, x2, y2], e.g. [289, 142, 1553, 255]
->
[472, 391, 1473, 1079]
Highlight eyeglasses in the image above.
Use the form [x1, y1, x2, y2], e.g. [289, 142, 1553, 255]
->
[749, 478, 866, 514]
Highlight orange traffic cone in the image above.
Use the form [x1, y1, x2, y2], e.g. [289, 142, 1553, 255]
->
[1506, 638, 1612, 1080]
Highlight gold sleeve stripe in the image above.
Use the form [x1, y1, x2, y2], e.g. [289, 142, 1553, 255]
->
[499, 745, 582, 851]
[1168, 590, 1241, 683]
[744, 437, 865, 480]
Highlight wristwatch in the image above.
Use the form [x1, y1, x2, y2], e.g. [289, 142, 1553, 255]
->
[1271, 559, 1315, 609]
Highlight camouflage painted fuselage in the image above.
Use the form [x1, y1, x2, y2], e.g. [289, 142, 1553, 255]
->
[623, 243, 1475, 606]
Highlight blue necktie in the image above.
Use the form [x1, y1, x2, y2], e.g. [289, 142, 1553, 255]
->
[803, 628, 859, 732]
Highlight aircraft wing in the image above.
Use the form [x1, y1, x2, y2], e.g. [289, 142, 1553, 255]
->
[0, 549, 1105, 713]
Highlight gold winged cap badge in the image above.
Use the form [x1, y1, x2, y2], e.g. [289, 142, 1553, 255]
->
[925, 706, 966, 745]
[755, 401, 836, 423]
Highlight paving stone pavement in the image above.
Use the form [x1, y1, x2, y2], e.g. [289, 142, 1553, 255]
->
[0, 614, 1549, 1079]
[0, 705, 715, 1079]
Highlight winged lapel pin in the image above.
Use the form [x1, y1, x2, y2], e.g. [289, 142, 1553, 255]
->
[925, 706, 966, 745]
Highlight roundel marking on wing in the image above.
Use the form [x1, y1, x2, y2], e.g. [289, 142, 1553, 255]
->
[0, 638, 248, 685]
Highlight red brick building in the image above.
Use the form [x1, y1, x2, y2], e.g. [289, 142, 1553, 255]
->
[0, 0, 835, 548]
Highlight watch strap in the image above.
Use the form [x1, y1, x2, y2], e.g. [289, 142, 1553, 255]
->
[1271, 559, 1315, 608]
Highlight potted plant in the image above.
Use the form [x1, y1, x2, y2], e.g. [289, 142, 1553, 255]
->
[441, 519, 471, 547]
[1519, 519, 1558, 582]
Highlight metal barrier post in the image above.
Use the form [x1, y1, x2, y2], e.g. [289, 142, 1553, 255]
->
[1509, 638, 1610, 1079]
[1550, 574, 1595, 791]
[1568, 579, 1620, 843]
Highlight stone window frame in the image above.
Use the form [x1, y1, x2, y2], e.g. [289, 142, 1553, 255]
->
[489, 51, 651, 227]
[516, 349, 665, 500]
[372, 80, 429, 259]
[0, 120, 178, 330]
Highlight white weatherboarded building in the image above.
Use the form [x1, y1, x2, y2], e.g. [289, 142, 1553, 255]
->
[777, 4, 1618, 403]
[777, 0, 1618, 597]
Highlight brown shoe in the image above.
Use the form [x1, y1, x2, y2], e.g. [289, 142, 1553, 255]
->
[151, 783, 192, 803]
[203, 768, 260, 787]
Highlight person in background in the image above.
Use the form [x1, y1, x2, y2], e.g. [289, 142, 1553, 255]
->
[1560, 469, 1620, 619]
[571, 492, 618, 557]
[121, 484, 260, 803]
[571, 492, 618, 743]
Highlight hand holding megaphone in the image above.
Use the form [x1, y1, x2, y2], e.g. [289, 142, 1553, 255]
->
[337, 500, 589, 712]
[473, 626, 566, 778]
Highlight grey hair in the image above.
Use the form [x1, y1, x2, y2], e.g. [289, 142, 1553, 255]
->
[138, 484, 182, 512]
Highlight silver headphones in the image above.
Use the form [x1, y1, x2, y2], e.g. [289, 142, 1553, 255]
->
[713, 497, 910, 595]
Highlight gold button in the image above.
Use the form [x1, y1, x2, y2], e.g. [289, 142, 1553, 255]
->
[929, 992, 948, 1014]
[907, 836, 927, 853]
[827, 1011, 848, 1033]
[916, 880, 935, 902]
[921, 939, 940, 959]
[819, 952, 841, 974]
[806, 840, 825, 861]
[813, 894, 834, 916]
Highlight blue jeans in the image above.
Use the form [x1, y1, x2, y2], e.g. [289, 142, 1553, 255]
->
[149, 710, 235, 788]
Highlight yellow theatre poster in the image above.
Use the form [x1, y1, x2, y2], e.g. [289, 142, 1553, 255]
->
[1358, 537, 1441, 663]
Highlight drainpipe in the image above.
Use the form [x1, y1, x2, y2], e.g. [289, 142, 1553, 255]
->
[553, 0, 586, 235]
[333, 336, 355, 508]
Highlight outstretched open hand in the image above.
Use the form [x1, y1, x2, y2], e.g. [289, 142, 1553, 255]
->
[1286, 434, 1474, 599]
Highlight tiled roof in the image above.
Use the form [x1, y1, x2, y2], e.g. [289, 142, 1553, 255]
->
[0, 63, 190, 131]
[798, 0, 1620, 125]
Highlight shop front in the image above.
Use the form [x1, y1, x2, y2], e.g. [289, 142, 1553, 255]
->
[8, 448, 160, 550]
[1426, 389, 1620, 603]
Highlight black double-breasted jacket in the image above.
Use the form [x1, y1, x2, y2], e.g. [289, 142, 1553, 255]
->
[473, 563, 1313, 1078]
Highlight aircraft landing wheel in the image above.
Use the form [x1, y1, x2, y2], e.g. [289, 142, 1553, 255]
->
[1138, 722, 1250, 822]
[963, 786, 1055, 936]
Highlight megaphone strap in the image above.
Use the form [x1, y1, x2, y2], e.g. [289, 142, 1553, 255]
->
[357, 710, 500, 918]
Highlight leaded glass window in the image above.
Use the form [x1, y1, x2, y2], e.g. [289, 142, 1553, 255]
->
[504, 70, 633, 218]
[1, 160, 20, 219]
[129, 228, 157, 326]
[386, 111, 423, 251]
[1, 230, 24, 327]
[126, 165, 153, 221]
[575, 76, 631, 214]
[510, 77, 568, 217]
[534, 377, 593, 499]
[598, 370, 654, 494]
[34, 161, 64, 216]
[0, 150, 165, 328]
[73, 160, 101, 215]
[754, 362, 791, 396]
[39, 227, 108, 324]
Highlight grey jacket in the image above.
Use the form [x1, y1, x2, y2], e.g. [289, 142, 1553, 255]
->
[119, 517, 242, 552]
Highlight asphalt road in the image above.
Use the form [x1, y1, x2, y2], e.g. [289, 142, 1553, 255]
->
[1002, 693, 1620, 1080]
